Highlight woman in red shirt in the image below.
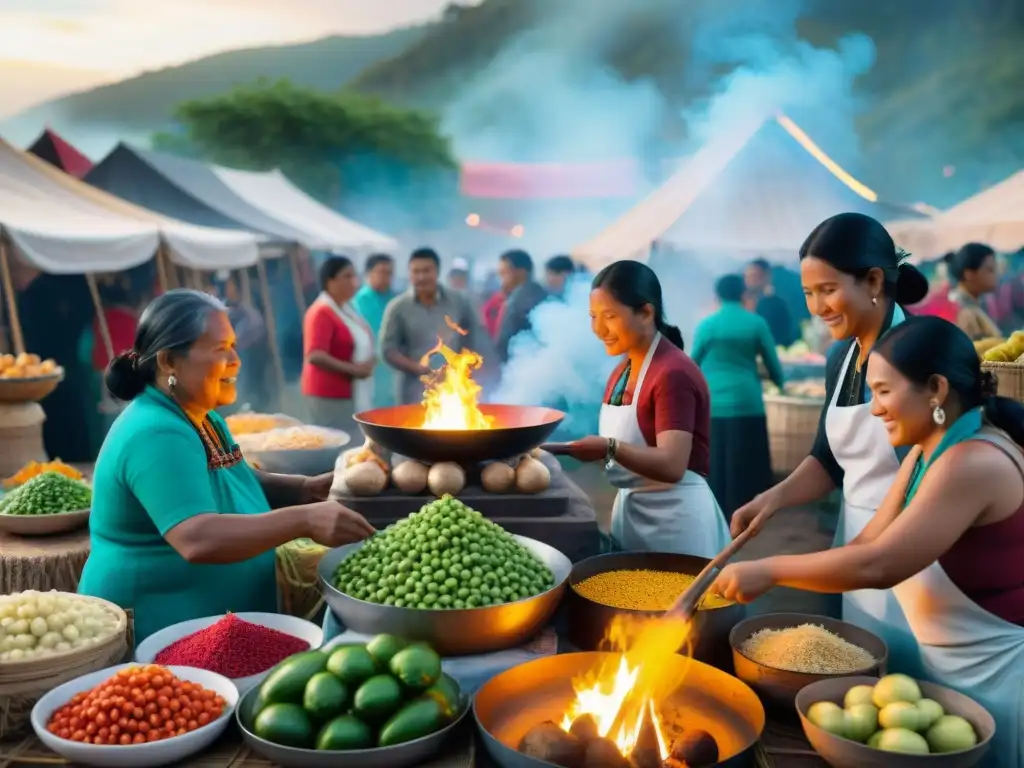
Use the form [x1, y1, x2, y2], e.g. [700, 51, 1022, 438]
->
[560, 261, 730, 557]
[301, 257, 375, 436]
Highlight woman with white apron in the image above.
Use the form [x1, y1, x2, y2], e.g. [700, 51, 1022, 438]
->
[300, 257, 376, 437]
[715, 315, 1024, 767]
[728, 213, 930, 674]
[559, 261, 730, 558]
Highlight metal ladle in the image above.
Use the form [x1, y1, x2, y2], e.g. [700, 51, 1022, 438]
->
[665, 526, 757, 624]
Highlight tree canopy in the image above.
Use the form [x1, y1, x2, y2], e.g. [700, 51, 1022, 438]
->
[153, 79, 457, 201]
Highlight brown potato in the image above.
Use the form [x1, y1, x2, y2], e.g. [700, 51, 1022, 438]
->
[515, 456, 551, 494]
[569, 713, 600, 743]
[518, 721, 585, 768]
[392, 460, 429, 493]
[670, 729, 718, 768]
[427, 462, 466, 496]
[481, 461, 516, 493]
[583, 737, 631, 768]
[343, 461, 389, 496]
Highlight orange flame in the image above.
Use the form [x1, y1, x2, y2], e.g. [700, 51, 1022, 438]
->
[418, 316, 494, 430]
[559, 613, 696, 759]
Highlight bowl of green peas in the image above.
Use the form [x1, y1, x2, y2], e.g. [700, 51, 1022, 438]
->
[317, 495, 572, 656]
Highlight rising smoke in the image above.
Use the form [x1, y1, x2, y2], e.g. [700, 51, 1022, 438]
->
[483, 0, 877, 436]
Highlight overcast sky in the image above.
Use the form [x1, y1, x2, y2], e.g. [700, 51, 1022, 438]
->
[0, 0, 475, 116]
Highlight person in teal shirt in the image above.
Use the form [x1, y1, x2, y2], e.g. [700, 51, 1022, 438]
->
[78, 289, 375, 644]
[692, 273, 785, 518]
[352, 253, 395, 409]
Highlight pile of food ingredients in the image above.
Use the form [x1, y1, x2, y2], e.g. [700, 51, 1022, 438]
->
[332, 495, 556, 608]
[153, 613, 311, 679]
[0, 353, 61, 379]
[339, 442, 552, 497]
[0, 472, 92, 517]
[573, 570, 733, 611]
[235, 426, 347, 453]
[763, 378, 827, 399]
[45, 665, 227, 745]
[738, 623, 876, 675]
[807, 673, 979, 754]
[776, 340, 826, 365]
[224, 412, 301, 436]
[0, 591, 122, 662]
[977, 330, 1024, 362]
[3, 460, 83, 489]
[250, 634, 461, 751]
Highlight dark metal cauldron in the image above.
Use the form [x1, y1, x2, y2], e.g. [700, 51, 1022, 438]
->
[564, 551, 746, 672]
[354, 404, 564, 463]
[474, 652, 764, 768]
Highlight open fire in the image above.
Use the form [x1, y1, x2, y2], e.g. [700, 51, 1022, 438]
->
[417, 316, 495, 430]
[520, 615, 720, 767]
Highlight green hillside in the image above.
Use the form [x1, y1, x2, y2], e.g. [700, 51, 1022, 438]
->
[6, 25, 430, 136]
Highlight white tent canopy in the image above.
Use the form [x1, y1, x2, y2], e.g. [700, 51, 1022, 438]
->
[212, 167, 398, 256]
[0, 138, 259, 273]
[888, 169, 1024, 259]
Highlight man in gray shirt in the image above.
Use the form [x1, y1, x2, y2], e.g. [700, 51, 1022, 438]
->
[379, 248, 495, 406]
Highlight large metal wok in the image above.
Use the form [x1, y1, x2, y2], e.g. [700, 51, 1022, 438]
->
[474, 652, 765, 768]
[354, 404, 564, 463]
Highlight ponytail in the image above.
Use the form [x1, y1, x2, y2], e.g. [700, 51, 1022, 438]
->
[657, 320, 685, 351]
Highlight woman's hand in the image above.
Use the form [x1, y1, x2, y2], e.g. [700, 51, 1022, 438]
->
[350, 360, 376, 380]
[301, 473, 334, 503]
[729, 488, 782, 538]
[712, 561, 777, 604]
[305, 500, 376, 546]
[564, 436, 610, 463]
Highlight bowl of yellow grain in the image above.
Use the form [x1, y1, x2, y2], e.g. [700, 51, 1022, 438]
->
[729, 612, 888, 712]
[564, 551, 744, 671]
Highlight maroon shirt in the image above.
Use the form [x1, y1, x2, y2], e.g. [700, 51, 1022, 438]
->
[603, 340, 711, 477]
[940, 505, 1024, 626]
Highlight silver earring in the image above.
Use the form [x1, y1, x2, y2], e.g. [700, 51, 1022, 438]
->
[871, 296, 878, 305]
[168, 374, 178, 390]
[932, 405, 946, 425]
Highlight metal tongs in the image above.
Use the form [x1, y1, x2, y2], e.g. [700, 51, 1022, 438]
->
[664, 526, 757, 624]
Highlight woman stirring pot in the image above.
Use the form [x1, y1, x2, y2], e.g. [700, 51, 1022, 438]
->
[730, 213, 930, 674]
[561, 261, 729, 558]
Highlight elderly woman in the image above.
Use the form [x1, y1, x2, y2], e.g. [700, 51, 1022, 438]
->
[78, 289, 375, 643]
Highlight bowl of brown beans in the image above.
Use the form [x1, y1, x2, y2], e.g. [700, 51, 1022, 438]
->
[564, 551, 744, 671]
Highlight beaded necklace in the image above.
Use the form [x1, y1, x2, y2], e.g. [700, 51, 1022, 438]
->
[172, 398, 243, 471]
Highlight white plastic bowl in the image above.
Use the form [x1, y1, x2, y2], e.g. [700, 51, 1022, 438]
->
[134, 612, 323, 694]
[31, 663, 238, 767]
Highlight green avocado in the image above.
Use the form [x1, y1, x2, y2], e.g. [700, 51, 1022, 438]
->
[315, 714, 374, 751]
[389, 645, 442, 691]
[366, 634, 409, 668]
[424, 673, 462, 722]
[259, 651, 329, 705]
[326, 645, 378, 686]
[378, 697, 445, 747]
[353, 674, 404, 723]
[303, 672, 349, 723]
[253, 703, 314, 748]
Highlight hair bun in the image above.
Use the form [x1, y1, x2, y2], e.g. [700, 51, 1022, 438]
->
[104, 351, 146, 402]
[980, 370, 999, 398]
[895, 262, 929, 306]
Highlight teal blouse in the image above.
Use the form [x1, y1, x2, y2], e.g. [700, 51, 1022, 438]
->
[78, 387, 277, 644]
[691, 302, 785, 418]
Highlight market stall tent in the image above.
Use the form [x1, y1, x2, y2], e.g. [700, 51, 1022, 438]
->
[212, 166, 397, 256]
[572, 114, 926, 271]
[887, 168, 1024, 259]
[0, 137, 259, 274]
[27, 128, 94, 179]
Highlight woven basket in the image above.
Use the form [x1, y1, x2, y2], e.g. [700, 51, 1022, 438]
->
[764, 394, 825, 475]
[981, 361, 1024, 404]
[0, 598, 131, 739]
[276, 539, 329, 622]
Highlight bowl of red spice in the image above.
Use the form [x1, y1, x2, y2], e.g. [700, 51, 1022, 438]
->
[30, 663, 237, 767]
[135, 613, 323, 694]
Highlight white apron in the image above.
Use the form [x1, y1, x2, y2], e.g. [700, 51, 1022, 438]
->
[601, 334, 730, 558]
[893, 429, 1024, 768]
[826, 332, 922, 677]
[320, 293, 375, 414]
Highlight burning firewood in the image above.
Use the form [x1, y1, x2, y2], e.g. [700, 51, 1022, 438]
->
[519, 721, 586, 768]
[568, 713, 600, 743]
[629, 705, 662, 768]
[584, 737, 632, 768]
[669, 730, 718, 768]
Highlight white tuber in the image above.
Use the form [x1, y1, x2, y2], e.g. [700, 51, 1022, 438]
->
[344, 461, 389, 496]
[481, 461, 516, 493]
[516, 457, 551, 494]
[392, 460, 429, 494]
[428, 462, 466, 497]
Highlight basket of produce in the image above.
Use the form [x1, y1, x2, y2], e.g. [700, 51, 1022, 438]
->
[318, 495, 572, 656]
[564, 551, 743, 671]
[763, 381, 826, 475]
[135, 612, 324, 694]
[237, 636, 468, 768]
[31, 663, 237, 766]
[0, 471, 92, 535]
[979, 332, 1024, 403]
[0, 591, 128, 738]
[729, 613, 887, 711]
[237, 426, 351, 476]
[796, 673, 994, 766]
[0, 354, 64, 404]
[225, 411, 303, 436]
